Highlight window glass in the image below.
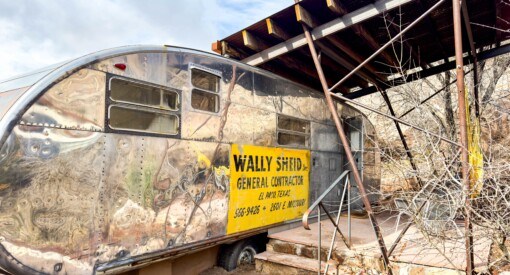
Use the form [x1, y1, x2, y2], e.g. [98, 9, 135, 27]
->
[110, 78, 178, 110]
[191, 69, 220, 93]
[276, 114, 310, 148]
[109, 106, 178, 135]
[278, 116, 310, 133]
[191, 89, 219, 113]
[277, 132, 308, 147]
[163, 91, 178, 110]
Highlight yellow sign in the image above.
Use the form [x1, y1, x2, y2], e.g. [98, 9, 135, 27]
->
[226, 144, 310, 234]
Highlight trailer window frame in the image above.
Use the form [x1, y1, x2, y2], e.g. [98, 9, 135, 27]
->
[189, 64, 221, 114]
[276, 114, 310, 148]
[105, 74, 181, 138]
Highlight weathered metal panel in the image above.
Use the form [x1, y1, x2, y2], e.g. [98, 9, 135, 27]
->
[252, 108, 276, 147]
[221, 103, 254, 144]
[309, 151, 344, 211]
[311, 122, 340, 152]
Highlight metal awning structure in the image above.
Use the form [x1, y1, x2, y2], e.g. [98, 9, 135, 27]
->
[213, 1, 510, 274]
[213, 0, 510, 98]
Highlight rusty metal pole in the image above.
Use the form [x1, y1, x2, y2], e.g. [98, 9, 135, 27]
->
[452, 0, 474, 273]
[299, 24, 393, 274]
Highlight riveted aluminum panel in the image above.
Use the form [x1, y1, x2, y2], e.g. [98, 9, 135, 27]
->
[20, 69, 106, 131]
[0, 125, 104, 274]
[0, 125, 230, 273]
[92, 53, 168, 88]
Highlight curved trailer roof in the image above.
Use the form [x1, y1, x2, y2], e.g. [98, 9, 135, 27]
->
[0, 45, 242, 145]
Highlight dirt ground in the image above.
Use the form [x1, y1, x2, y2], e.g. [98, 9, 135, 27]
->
[199, 264, 259, 275]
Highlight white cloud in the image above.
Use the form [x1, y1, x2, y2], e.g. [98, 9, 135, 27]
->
[0, 0, 291, 79]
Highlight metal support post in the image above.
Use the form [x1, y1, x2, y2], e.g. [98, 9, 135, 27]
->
[299, 23, 393, 274]
[318, 206, 321, 275]
[347, 178, 352, 247]
[452, 0, 475, 273]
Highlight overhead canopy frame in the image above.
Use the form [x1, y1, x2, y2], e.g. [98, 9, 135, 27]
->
[213, 0, 510, 97]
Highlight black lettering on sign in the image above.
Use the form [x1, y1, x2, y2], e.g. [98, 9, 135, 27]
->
[237, 177, 268, 190]
[233, 155, 246, 172]
[276, 157, 303, 171]
[232, 155, 274, 172]
[286, 199, 306, 208]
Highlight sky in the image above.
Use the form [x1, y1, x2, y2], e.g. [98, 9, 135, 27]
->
[0, 0, 291, 79]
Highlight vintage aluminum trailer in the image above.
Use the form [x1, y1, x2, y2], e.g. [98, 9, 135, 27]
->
[0, 45, 380, 274]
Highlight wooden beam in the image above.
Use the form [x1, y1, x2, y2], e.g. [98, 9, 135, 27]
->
[242, 30, 269, 51]
[243, 0, 414, 66]
[315, 40, 380, 85]
[416, 0, 448, 60]
[266, 18, 292, 40]
[385, 13, 430, 70]
[325, 36, 385, 82]
[218, 41, 252, 60]
[325, 0, 397, 68]
[240, 29, 346, 88]
[326, 0, 342, 14]
[295, 4, 319, 28]
[295, 4, 379, 85]
[211, 40, 222, 55]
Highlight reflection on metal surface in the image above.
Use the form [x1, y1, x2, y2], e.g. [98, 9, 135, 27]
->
[0, 125, 229, 273]
[0, 49, 380, 274]
[20, 69, 105, 131]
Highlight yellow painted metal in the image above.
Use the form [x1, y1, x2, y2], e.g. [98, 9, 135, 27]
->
[226, 144, 310, 234]
[465, 89, 484, 198]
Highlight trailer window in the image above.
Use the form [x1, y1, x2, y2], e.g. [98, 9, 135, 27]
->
[277, 115, 310, 148]
[191, 68, 220, 113]
[278, 116, 310, 133]
[191, 69, 219, 93]
[191, 90, 219, 113]
[110, 78, 179, 110]
[107, 76, 180, 136]
[109, 106, 178, 135]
